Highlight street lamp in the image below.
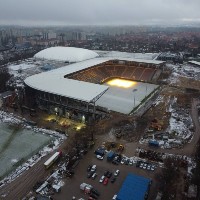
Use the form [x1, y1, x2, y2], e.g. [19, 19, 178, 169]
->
[145, 85, 147, 97]
[133, 89, 138, 107]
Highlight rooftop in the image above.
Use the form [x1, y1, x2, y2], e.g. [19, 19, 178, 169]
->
[116, 173, 151, 200]
[34, 46, 99, 62]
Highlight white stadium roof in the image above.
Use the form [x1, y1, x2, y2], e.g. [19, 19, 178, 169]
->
[34, 46, 99, 62]
[25, 73, 108, 103]
[25, 57, 109, 102]
[25, 48, 165, 103]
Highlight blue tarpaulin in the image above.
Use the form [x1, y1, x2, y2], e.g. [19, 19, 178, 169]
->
[116, 173, 151, 200]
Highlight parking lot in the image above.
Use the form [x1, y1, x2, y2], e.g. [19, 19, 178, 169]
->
[53, 146, 160, 200]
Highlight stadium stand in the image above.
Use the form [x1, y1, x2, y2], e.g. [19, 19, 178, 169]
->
[67, 63, 159, 83]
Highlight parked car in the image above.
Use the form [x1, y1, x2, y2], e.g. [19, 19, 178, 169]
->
[139, 162, 144, 168]
[136, 161, 141, 167]
[87, 171, 94, 178]
[151, 165, 156, 171]
[129, 159, 133, 165]
[96, 155, 104, 160]
[107, 171, 112, 178]
[103, 177, 109, 185]
[99, 175, 105, 183]
[90, 193, 98, 199]
[91, 188, 100, 196]
[91, 165, 97, 172]
[143, 163, 148, 169]
[147, 164, 151, 170]
[114, 169, 120, 176]
[125, 159, 130, 165]
[92, 173, 97, 179]
[104, 170, 109, 177]
[112, 160, 119, 165]
[120, 157, 126, 164]
[111, 177, 116, 183]
[87, 164, 92, 172]
[112, 194, 117, 200]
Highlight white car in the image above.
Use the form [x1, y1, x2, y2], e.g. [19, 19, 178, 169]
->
[129, 159, 133, 165]
[139, 162, 144, 168]
[151, 165, 156, 171]
[112, 194, 117, 200]
[143, 163, 147, 169]
[120, 158, 126, 164]
[114, 169, 120, 176]
[147, 164, 151, 170]
[92, 172, 97, 179]
[96, 155, 103, 160]
[91, 165, 97, 172]
[99, 175, 105, 183]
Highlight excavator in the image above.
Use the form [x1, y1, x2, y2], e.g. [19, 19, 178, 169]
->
[117, 144, 124, 151]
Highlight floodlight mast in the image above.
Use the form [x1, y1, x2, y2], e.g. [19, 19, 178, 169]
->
[132, 89, 138, 107]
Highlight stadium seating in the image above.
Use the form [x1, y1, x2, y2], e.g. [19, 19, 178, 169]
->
[67, 63, 158, 83]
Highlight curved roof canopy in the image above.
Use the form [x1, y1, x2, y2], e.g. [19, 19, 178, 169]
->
[25, 55, 164, 103]
[34, 46, 99, 62]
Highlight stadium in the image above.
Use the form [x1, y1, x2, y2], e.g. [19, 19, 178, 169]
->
[24, 47, 164, 122]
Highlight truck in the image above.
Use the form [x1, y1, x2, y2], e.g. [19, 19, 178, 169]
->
[148, 140, 159, 147]
[107, 151, 115, 161]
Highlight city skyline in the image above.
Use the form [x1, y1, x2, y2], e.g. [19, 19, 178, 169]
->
[0, 0, 199, 26]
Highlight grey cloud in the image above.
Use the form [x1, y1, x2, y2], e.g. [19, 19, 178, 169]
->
[0, 0, 199, 25]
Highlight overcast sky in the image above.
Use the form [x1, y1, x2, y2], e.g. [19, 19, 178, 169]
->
[0, 0, 200, 26]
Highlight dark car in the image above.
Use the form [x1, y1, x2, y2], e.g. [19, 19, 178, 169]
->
[87, 171, 94, 178]
[111, 177, 116, 183]
[87, 164, 92, 172]
[112, 160, 119, 165]
[136, 161, 141, 167]
[107, 172, 112, 178]
[104, 170, 109, 177]
[90, 193, 98, 199]
[117, 154, 122, 162]
[125, 159, 130, 165]
[91, 188, 100, 196]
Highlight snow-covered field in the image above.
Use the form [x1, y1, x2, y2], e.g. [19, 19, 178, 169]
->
[0, 123, 51, 178]
[96, 81, 158, 114]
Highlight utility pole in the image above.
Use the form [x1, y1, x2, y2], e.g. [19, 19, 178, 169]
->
[133, 89, 138, 107]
